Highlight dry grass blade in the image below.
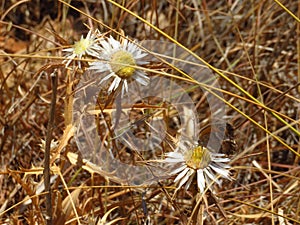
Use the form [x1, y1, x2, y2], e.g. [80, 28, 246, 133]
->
[0, 0, 299, 224]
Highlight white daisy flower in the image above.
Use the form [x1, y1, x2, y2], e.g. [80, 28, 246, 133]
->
[63, 29, 101, 69]
[89, 36, 149, 96]
[164, 142, 231, 193]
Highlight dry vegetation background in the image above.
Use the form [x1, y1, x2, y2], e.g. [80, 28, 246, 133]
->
[0, 0, 300, 224]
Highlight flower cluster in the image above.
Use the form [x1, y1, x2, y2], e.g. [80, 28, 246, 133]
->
[164, 141, 231, 193]
[64, 27, 232, 194]
[63, 29, 149, 95]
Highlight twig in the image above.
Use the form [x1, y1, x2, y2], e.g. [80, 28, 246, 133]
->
[44, 69, 58, 225]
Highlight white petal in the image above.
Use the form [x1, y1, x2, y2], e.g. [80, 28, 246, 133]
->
[63, 48, 75, 53]
[108, 36, 120, 49]
[185, 171, 195, 189]
[177, 168, 193, 189]
[170, 164, 187, 175]
[204, 167, 216, 182]
[63, 58, 73, 67]
[212, 153, 226, 157]
[114, 77, 122, 90]
[174, 167, 190, 183]
[123, 38, 129, 48]
[108, 77, 119, 92]
[86, 29, 92, 39]
[213, 157, 230, 163]
[123, 80, 128, 93]
[197, 169, 206, 193]
[100, 72, 114, 83]
[165, 157, 184, 163]
[134, 72, 149, 86]
[126, 42, 136, 52]
[204, 167, 220, 186]
[134, 52, 147, 60]
[214, 162, 231, 169]
[165, 152, 184, 160]
[210, 164, 230, 179]
[89, 63, 108, 72]
[164, 158, 182, 163]
[86, 49, 101, 58]
[110, 77, 121, 91]
[101, 39, 112, 51]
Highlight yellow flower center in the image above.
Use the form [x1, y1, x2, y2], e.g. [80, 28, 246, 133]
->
[74, 38, 90, 55]
[185, 146, 211, 170]
[110, 50, 136, 79]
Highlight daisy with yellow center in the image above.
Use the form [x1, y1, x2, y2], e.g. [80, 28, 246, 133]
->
[63, 29, 101, 69]
[90, 36, 149, 96]
[164, 142, 231, 193]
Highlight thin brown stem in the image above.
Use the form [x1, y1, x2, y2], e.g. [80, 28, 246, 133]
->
[44, 69, 58, 225]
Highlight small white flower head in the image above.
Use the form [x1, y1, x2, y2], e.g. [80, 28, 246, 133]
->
[63, 29, 101, 69]
[164, 142, 231, 193]
[89, 36, 149, 96]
